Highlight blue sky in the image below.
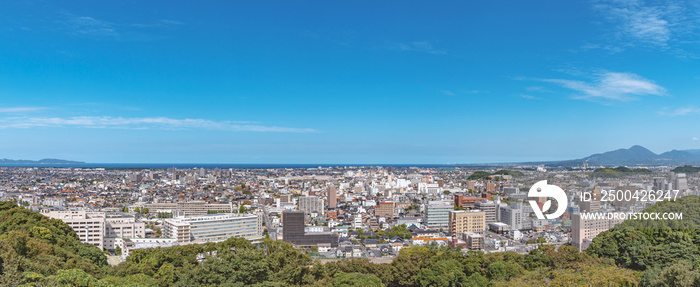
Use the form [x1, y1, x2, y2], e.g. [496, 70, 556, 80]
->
[0, 0, 699, 163]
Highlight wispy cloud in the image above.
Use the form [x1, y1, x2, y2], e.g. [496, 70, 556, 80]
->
[540, 72, 666, 102]
[693, 137, 699, 141]
[0, 107, 48, 113]
[387, 41, 446, 55]
[658, 106, 700, 116]
[519, 95, 541, 100]
[56, 12, 183, 40]
[59, 14, 117, 37]
[439, 89, 481, 96]
[592, 0, 696, 48]
[0, 116, 316, 133]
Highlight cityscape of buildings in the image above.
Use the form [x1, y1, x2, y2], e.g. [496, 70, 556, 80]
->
[1, 164, 696, 262]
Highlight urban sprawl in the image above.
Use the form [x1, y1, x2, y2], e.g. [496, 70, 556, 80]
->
[0, 165, 695, 264]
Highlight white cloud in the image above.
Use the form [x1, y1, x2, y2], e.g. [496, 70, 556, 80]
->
[519, 95, 541, 100]
[693, 137, 699, 140]
[0, 116, 316, 133]
[440, 90, 455, 96]
[60, 14, 118, 37]
[658, 106, 700, 116]
[391, 41, 446, 55]
[593, 0, 695, 48]
[541, 72, 666, 102]
[0, 107, 48, 113]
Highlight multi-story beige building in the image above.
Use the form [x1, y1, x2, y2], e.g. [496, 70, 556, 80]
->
[42, 210, 145, 250]
[104, 213, 147, 250]
[571, 212, 624, 250]
[449, 210, 486, 235]
[376, 202, 395, 218]
[43, 210, 106, 249]
[144, 201, 233, 215]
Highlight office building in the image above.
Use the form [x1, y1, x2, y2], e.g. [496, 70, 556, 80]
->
[449, 210, 486, 235]
[282, 211, 338, 247]
[43, 210, 106, 249]
[163, 213, 262, 244]
[474, 200, 498, 224]
[454, 195, 482, 209]
[145, 201, 233, 215]
[42, 210, 145, 251]
[425, 201, 454, 228]
[499, 203, 525, 230]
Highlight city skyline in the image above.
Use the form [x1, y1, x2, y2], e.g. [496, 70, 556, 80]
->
[1, 1, 700, 163]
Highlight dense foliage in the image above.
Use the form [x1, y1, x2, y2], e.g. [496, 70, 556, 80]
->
[0, 201, 108, 285]
[591, 166, 653, 178]
[586, 195, 700, 286]
[672, 165, 700, 174]
[467, 170, 523, 180]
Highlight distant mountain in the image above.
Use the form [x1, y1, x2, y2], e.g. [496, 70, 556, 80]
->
[683, 149, 700, 155]
[0, 158, 85, 164]
[543, 145, 700, 167]
[583, 145, 658, 165]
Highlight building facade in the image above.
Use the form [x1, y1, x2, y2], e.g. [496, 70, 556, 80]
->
[449, 210, 486, 235]
[299, 196, 324, 216]
[163, 213, 262, 244]
[425, 201, 454, 228]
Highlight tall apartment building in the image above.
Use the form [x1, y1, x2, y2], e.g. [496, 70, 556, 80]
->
[474, 200, 498, 224]
[376, 202, 395, 218]
[327, 186, 337, 209]
[571, 212, 624, 250]
[466, 180, 476, 191]
[42, 210, 145, 250]
[163, 213, 262, 244]
[425, 201, 454, 229]
[578, 200, 600, 213]
[499, 202, 526, 230]
[449, 210, 486, 235]
[674, 173, 688, 190]
[299, 196, 324, 216]
[144, 201, 233, 215]
[485, 181, 496, 193]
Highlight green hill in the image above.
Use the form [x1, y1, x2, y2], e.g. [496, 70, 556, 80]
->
[586, 195, 700, 286]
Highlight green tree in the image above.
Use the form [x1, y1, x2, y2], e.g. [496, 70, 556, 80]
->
[333, 272, 384, 287]
[417, 259, 467, 287]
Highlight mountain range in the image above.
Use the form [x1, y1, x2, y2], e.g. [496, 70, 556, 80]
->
[548, 145, 700, 167]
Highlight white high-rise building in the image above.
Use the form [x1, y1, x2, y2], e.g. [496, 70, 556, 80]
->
[299, 196, 325, 217]
[425, 201, 454, 229]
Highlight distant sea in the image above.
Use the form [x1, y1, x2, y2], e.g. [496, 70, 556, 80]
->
[0, 163, 484, 169]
